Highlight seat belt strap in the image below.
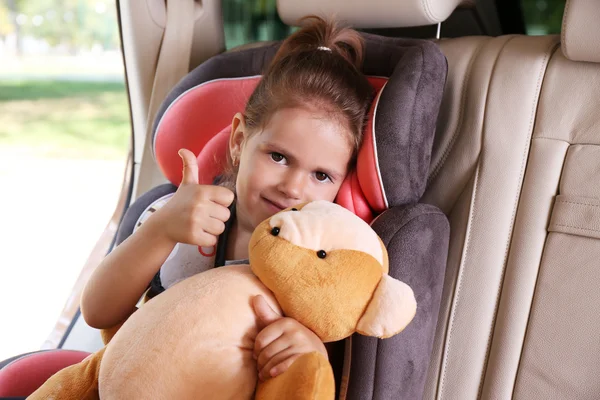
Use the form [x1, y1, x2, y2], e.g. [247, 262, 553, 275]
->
[136, 0, 196, 197]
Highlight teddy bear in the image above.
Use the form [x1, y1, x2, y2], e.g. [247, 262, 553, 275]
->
[29, 200, 417, 400]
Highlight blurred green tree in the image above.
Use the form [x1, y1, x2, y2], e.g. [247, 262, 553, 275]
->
[2, 0, 119, 55]
[3, 0, 25, 54]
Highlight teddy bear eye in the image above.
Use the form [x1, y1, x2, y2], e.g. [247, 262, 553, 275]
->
[271, 227, 280, 236]
[291, 208, 298, 211]
[317, 250, 327, 259]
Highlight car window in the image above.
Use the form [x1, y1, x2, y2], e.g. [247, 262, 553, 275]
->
[0, 0, 129, 360]
[222, 0, 292, 49]
[521, 0, 566, 35]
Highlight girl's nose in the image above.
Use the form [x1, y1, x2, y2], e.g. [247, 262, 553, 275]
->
[277, 170, 306, 200]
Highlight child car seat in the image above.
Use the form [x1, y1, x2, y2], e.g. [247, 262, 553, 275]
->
[0, 33, 449, 400]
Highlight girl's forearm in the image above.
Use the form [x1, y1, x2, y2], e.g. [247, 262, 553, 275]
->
[80, 216, 176, 329]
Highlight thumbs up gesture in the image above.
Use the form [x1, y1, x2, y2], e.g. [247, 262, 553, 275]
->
[154, 149, 235, 247]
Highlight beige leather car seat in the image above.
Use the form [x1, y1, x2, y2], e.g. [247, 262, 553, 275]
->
[284, 0, 600, 399]
[424, 0, 599, 398]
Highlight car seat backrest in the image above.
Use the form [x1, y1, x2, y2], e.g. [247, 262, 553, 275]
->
[113, 23, 451, 400]
[411, 0, 600, 398]
[151, 35, 447, 222]
[422, 33, 560, 400]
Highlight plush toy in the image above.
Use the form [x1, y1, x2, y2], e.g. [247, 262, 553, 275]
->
[30, 200, 417, 400]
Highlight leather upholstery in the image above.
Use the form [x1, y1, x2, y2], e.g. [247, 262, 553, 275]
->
[277, 0, 464, 28]
[561, 0, 600, 63]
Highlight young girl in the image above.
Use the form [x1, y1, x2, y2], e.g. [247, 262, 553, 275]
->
[81, 15, 374, 385]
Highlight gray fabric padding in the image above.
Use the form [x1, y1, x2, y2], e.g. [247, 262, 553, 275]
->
[361, 33, 447, 205]
[115, 183, 177, 247]
[348, 203, 450, 400]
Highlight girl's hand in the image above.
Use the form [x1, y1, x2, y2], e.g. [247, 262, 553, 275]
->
[252, 295, 327, 381]
[154, 149, 235, 246]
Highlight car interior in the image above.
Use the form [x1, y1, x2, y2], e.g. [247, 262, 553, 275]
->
[2, 0, 599, 398]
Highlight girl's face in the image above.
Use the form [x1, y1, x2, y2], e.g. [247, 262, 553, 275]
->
[230, 106, 354, 232]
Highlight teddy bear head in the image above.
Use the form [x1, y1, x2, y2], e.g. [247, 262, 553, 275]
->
[248, 200, 417, 342]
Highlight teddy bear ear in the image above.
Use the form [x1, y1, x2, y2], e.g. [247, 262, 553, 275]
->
[356, 275, 417, 339]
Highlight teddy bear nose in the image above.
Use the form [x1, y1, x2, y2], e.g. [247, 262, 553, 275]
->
[317, 250, 327, 259]
[271, 227, 280, 236]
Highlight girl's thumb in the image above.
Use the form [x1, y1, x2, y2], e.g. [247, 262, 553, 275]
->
[253, 295, 282, 328]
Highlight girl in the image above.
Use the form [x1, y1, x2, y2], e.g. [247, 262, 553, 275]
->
[81, 15, 374, 386]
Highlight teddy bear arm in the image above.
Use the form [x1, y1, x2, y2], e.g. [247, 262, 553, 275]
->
[255, 352, 335, 400]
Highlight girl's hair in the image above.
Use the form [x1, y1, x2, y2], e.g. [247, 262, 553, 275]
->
[220, 15, 374, 191]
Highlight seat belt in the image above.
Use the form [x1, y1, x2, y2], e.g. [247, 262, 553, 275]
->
[135, 0, 196, 198]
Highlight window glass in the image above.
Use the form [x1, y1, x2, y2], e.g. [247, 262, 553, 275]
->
[0, 0, 129, 359]
[222, 0, 293, 49]
[521, 0, 566, 35]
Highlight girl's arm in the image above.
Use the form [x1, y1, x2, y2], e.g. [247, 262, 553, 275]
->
[81, 149, 234, 329]
[80, 215, 176, 329]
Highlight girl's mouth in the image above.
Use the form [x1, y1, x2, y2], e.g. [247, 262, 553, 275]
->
[261, 196, 286, 212]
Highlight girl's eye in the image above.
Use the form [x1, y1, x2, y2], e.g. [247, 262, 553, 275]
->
[270, 152, 286, 163]
[315, 172, 331, 182]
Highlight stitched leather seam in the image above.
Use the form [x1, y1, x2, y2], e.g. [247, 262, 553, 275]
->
[553, 224, 600, 233]
[437, 164, 481, 399]
[534, 136, 571, 144]
[489, 39, 559, 400]
[561, 0, 572, 58]
[556, 200, 600, 208]
[429, 39, 489, 182]
[536, 137, 600, 147]
[437, 36, 514, 399]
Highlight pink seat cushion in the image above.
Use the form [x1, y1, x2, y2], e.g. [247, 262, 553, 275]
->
[155, 76, 389, 223]
[0, 349, 90, 397]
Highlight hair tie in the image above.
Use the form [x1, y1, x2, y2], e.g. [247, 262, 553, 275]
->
[317, 46, 332, 52]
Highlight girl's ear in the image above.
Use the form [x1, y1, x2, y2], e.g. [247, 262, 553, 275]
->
[229, 112, 247, 162]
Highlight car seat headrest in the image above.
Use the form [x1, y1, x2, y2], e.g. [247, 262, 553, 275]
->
[153, 33, 447, 222]
[561, 0, 600, 63]
[277, 0, 463, 28]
